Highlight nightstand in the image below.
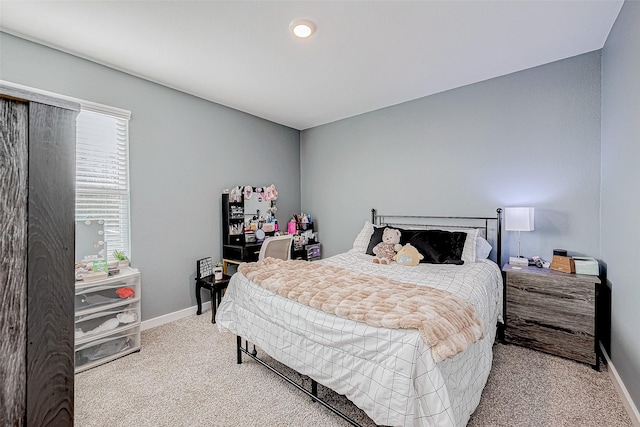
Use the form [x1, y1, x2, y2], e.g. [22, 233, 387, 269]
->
[503, 264, 602, 369]
[195, 274, 231, 324]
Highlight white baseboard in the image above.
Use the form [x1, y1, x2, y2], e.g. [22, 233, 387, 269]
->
[600, 343, 640, 427]
[141, 301, 211, 331]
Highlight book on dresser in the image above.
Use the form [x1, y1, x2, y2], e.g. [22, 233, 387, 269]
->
[74, 267, 142, 373]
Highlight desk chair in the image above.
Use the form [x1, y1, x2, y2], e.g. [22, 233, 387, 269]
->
[258, 235, 293, 261]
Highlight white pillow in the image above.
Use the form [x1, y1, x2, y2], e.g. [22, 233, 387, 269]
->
[351, 221, 374, 253]
[426, 226, 479, 263]
[460, 228, 479, 263]
[476, 236, 493, 260]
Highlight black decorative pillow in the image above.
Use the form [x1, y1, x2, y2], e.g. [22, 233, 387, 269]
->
[366, 225, 404, 255]
[404, 230, 467, 264]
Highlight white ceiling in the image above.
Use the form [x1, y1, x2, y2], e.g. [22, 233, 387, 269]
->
[0, 1, 623, 130]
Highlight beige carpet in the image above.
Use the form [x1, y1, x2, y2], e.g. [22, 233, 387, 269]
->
[75, 313, 632, 427]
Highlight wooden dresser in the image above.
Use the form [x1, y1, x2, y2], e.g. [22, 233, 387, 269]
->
[503, 264, 601, 368]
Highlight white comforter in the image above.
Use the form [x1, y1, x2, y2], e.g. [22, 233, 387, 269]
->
[216, 251, 503, 427]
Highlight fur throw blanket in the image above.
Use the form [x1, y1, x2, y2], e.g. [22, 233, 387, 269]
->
[238, 258, 484, 362]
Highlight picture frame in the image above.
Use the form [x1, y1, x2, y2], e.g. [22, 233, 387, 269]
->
[197, 257, 213, 279]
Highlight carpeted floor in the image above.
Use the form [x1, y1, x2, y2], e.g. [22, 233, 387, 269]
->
[75, 313, 632, 426]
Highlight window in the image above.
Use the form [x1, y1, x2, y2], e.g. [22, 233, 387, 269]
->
[75, 105, 131, 261]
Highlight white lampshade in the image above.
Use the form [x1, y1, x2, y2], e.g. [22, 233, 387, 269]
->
[505, 207, 535, 231]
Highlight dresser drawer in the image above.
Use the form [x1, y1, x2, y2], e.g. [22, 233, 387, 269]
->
[75, 271, 140, 313]
[507, 272, 594, 302]
[75, 302, 140, 345]
[506, 282, 595, 336]
[505, 314, 596, 365]
[75, 326, 140, 373]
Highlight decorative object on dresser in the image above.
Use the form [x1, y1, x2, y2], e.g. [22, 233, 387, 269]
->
[504, 207, 534, 266]
[503, 264, 603, 369]
[75, 267, 142, 373]
[573, 257, 599, 275]
[549, 254, 576, 273]
[113, 249, 129, 267]
[76, 219, 107, 260]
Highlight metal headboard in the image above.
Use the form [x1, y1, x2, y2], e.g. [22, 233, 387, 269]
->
[371, 208, 503, 266]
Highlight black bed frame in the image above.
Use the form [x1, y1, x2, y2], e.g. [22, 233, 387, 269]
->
[236, 208, 504, 427]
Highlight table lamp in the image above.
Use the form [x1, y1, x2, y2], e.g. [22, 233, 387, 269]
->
[505, 207, 534, 266]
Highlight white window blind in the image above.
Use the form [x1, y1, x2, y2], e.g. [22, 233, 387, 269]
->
[76, 108, 131, 261]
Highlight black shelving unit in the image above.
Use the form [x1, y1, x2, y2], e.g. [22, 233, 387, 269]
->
[222, 193, 245, 246]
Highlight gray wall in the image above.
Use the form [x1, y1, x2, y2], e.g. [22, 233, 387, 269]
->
[301, 52, 602, 264]
[0, 32, 301, 321]
[602, 0, 640, 411]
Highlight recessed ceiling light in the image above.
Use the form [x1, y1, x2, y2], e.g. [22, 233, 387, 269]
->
[290, 19, 316, 38]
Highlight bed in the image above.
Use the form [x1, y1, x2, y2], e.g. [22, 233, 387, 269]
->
[216, 209, 504, 427]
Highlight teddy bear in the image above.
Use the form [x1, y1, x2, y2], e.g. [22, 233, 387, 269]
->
[393, 243, 424, 266]
[372, 228, 402, 264]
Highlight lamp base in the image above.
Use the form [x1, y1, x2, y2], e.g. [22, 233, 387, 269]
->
[509, 256, 529, 266]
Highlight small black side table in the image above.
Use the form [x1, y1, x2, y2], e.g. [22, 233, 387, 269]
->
[195, 274, 231, 323]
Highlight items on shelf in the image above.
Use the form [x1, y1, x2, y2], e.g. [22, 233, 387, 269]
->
[229, 224, 243, 235]
[230, 205, 244, 219]
[75, 310, 138, 339]
[75, 257, 126, 282]
[288, 213, 318, 250]
[288, 213, 312, 233]
[222, 185, 280, 248]
[116, 287, 135, 298]
[222, 184, 285, 266]
[80, 271, 108, 282]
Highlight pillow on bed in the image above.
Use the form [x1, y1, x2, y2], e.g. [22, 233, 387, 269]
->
[404, 230, 467, 264]
[426, 226, 479, 263]
[366, 225, 404, 256]
[476, 236, 492, 259]
[351, 221, 374, 253]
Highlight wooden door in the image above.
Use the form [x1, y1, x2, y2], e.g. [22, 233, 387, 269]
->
[1, 90, 78, 426]
[1, 96, 29, 427]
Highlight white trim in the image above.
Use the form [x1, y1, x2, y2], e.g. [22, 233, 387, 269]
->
[600, 343, 640, 426]
[0, 79, 131, 119]
[140, 301, 212, 331]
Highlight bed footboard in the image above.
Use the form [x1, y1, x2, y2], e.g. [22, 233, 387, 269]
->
[236, 336, 367, 427]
